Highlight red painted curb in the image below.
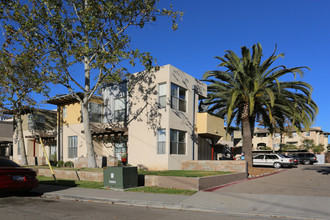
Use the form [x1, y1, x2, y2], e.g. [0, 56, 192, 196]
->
[204, 169, 286, 192]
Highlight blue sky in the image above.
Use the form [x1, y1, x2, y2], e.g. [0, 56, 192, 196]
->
[4, 1, 330, 136]
[125, 0, 330, 134]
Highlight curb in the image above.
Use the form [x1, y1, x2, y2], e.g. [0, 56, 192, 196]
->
[204, 169, 286, 192]
[40, 191, 318, 220]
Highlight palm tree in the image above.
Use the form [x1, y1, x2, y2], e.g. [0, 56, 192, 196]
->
[202, 43, 318, 166]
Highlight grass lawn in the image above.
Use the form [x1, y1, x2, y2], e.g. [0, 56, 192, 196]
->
[125, 186, 197, 195]
[37, 176, 104, 189]
[31, 166, 231, 177]
[138, 170, 231, 177]
[37, 176, 196, 195]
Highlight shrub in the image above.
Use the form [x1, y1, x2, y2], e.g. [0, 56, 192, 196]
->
[64, 161, 74, 168]
[50, 160, 57, 166]
[57, 160, 64, 167]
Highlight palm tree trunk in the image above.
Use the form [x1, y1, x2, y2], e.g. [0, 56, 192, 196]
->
[242, 118, 253, 167]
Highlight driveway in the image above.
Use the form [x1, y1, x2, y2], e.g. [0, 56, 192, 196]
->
[214, 164, 330, 196]
[181, 165, 330, 219]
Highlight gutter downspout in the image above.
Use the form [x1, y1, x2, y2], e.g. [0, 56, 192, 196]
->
[192, 85, 196, 160]
[57, 106, 61, 161]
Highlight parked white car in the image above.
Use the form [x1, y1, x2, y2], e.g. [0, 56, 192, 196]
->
[253, 154, 294, 169]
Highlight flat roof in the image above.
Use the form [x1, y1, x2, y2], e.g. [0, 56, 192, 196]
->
[47, 92, 103, 105]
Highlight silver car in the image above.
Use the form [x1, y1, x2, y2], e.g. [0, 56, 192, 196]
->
[253, 154, 294, 169]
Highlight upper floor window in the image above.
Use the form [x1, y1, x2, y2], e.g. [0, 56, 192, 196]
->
[256, 133, 267, 138]
[170, 129, 186, 155]
[292, 132, 297, 137]
[158, 83, 166, 109]
[171, 84, 186, 112]
[114, 97, 126, 122]
[274, 133, 280, 138]
[89, 102, 102, 123]
[63, 107, 67, 119]
[305, 131, 310, 137]
[81, 102, 103, 123]
[28, 114, 45, 130]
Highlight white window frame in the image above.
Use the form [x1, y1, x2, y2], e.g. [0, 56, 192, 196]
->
[68, 136, 78, 158]
[158, 83, 167, 109]
[171, 84, 186, 112]
[63, 107, 67, 119]
[157, 129, 166, 154]
[305, 131, 311, 137]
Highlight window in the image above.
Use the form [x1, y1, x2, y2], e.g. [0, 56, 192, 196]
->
[68, 136, 77, 158]
[89, 102, 102, 123]
[81, 102, 103, 123]
[292, 132, 297, 137]
[157, 129, 166, 154]
[114, 143, 126, 160]
[171, 84, 186, 112]
[114, 97, 126, 122]
[254, 155, 264, 159]
[158, 83, 166, 108]
[170, 129, 186, 155]
[305, 132, 310, 137]
[28, 114, 45, 130]
[17, 140, 21, 155]
[256, 133, 267, 137]
[63, 107, 67, 119]
[265, 155, 278, 160]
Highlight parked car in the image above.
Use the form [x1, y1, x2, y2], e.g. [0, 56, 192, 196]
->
[290, 153, 317, 165]
[253, 154, 294, 169]
[281, 154, 299, 165]
[0, 158, 38, 192]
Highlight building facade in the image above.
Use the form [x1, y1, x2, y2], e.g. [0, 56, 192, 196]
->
[11, 109, 57, 165]
[44, 65, 232, 170]
[252, 127, 329, 152]
[103, 65, 209, 170]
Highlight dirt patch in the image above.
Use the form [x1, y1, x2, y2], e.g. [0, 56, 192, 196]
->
[248, 167, 279, 178]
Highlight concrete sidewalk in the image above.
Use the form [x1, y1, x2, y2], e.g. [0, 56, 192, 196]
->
[33, 180, 330, 220]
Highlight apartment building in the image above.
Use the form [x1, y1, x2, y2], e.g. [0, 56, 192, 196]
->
[0, 120, 13, 159]
[8, 108, 57, 165]
[252, 127, 329, 152]
[43, 65, 231, 170]
[103, 65, 210, 170]
[47, 92, 109, 165]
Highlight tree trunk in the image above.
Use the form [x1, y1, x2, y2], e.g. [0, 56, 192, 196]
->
[81, 101, 97, 168]
[16, 113, 28, 165]
[242, 118, 253, 167]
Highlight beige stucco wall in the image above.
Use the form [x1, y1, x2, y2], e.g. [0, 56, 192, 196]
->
[61, 123, 115, 163]
[128, 65, 207, 170]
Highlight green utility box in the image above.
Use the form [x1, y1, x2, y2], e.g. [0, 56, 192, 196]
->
[103, 166, 138, 189]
